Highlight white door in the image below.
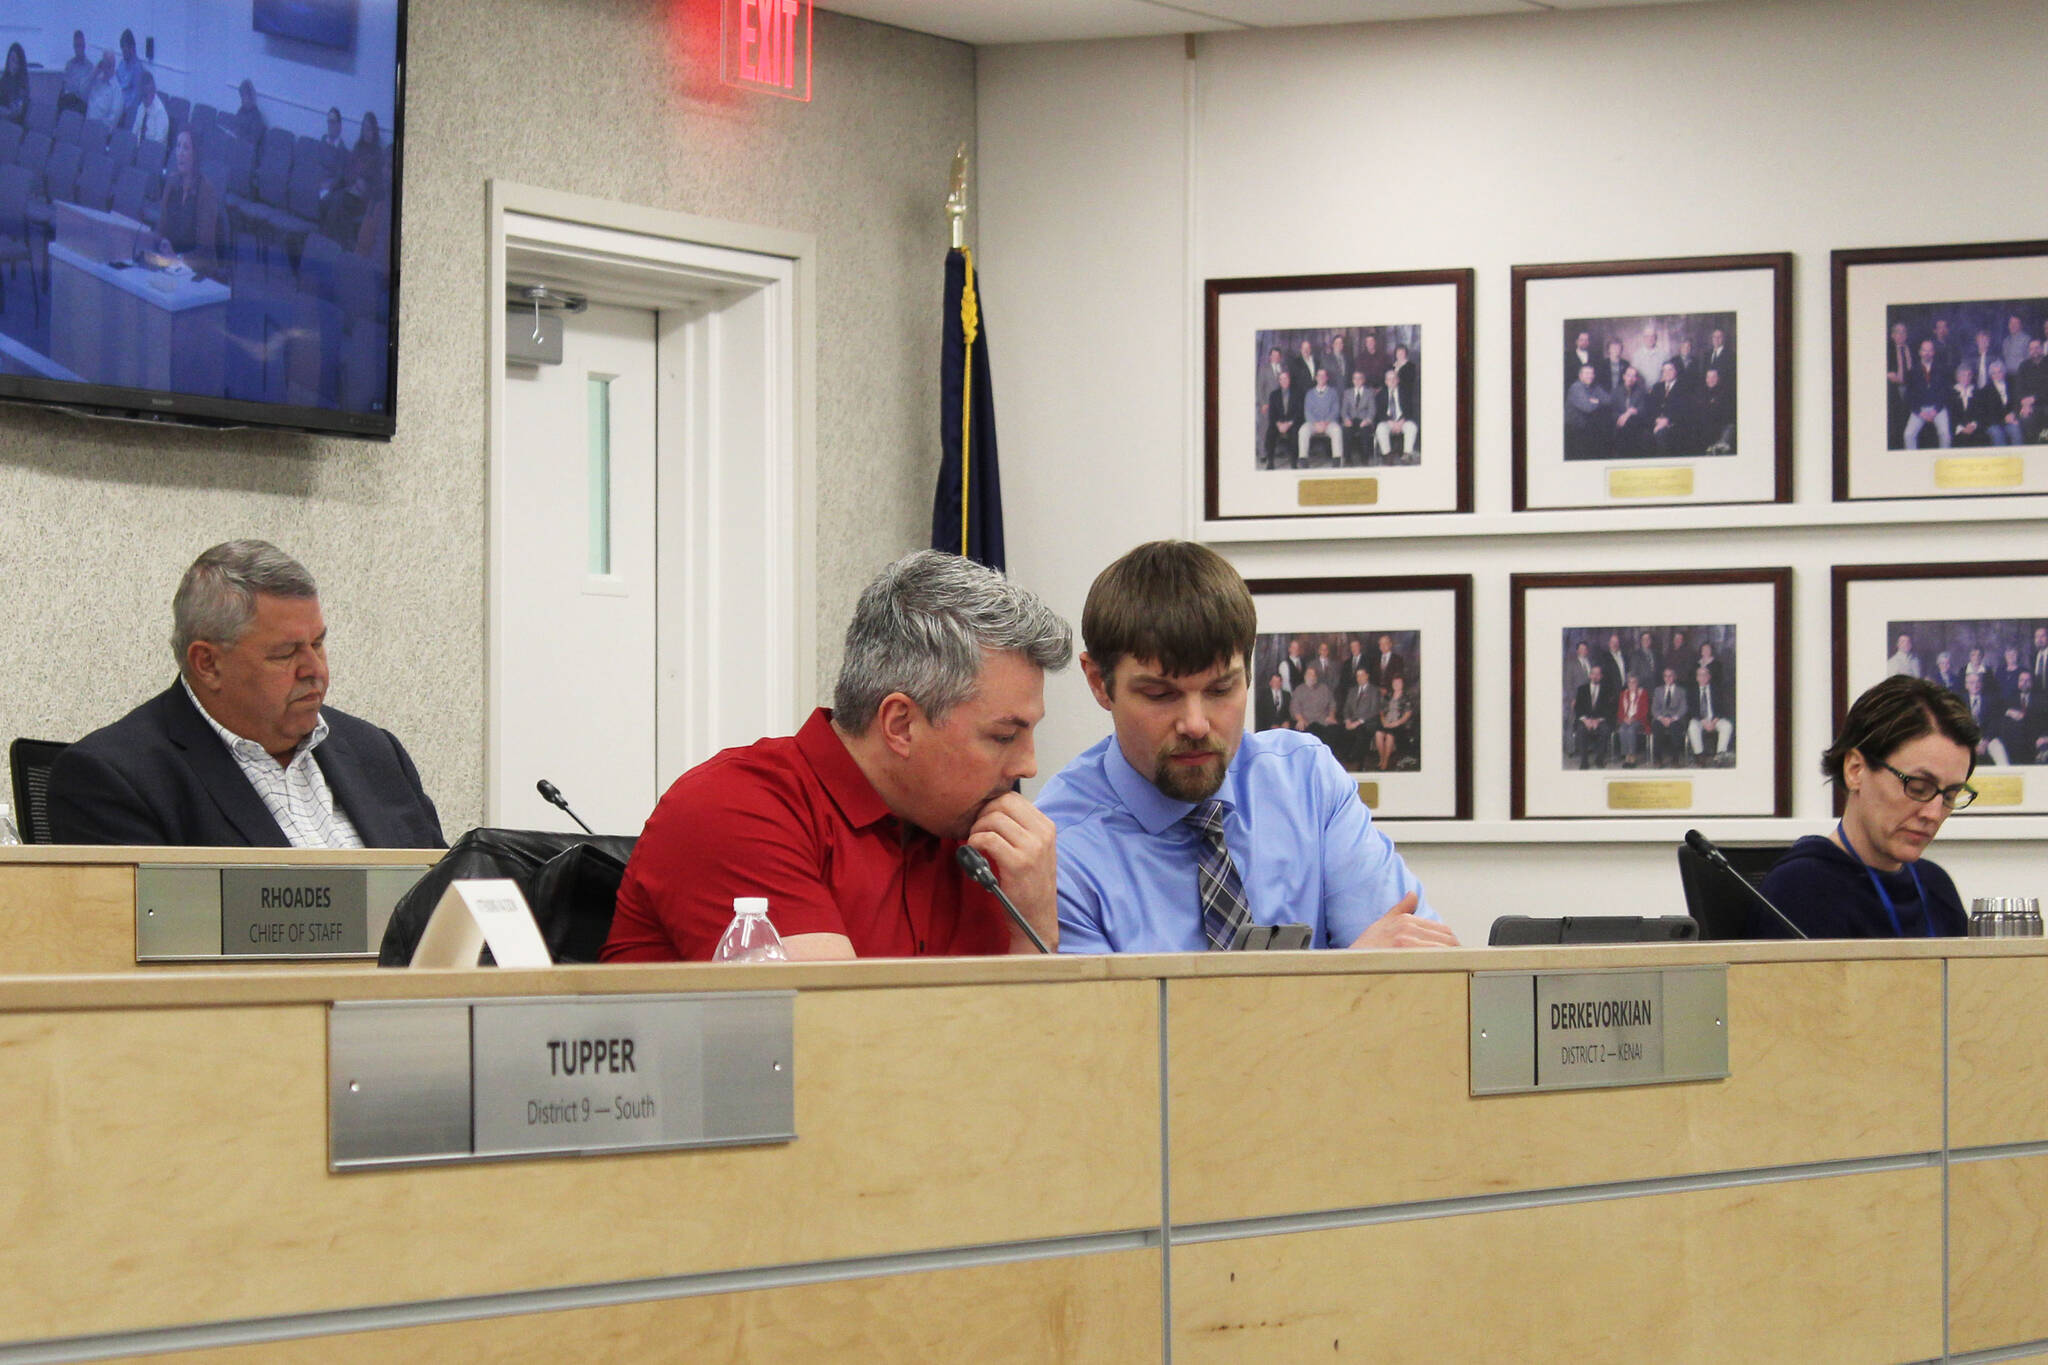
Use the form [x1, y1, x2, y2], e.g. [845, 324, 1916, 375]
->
[487, 195, 814, 841]
[494, 302, 659, 835]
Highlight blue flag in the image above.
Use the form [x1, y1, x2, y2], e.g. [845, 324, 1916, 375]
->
[932, 247, 1006, 572]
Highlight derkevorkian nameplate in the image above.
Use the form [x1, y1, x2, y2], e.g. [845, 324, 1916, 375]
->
[1470, 966, 1727, 1096]
[328, 992, 796, 1170]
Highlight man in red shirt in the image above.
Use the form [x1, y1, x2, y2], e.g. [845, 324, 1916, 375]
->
[602, 551, 1073, 961]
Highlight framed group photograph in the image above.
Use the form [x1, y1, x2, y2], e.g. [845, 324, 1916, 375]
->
[1833, 560, 2048, 813]
[1242, 574, 1472, 820]
[1510, 569, 1791, 819]
[1511, 253, 1792, 511]
[1205, 269, 1473, 523]
[1832, 238, 2048, 501]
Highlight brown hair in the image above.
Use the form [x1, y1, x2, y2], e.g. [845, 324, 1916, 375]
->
[1823, 674, 1981, 784]
[1080, 541, 1255, 691]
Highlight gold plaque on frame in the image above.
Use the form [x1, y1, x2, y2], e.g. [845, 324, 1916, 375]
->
[1933, 456, 2024, 490]
[1356, 782, 1379, 807]
[1607, 467, 1695, 499]
[1606, 781, 1693, 811]
[1298, 478, 1379, 507]
[1972, 774, 2025, 807]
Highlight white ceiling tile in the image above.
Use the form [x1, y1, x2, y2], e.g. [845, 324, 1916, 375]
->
[821, 0, 1238, 46]
[1541, 0, 1710, 8]
[1181, 0, 1528, 26]
[820, 0, 1717, 46]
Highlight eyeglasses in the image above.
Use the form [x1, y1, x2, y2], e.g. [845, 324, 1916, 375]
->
[1878, 760, 1978, 811]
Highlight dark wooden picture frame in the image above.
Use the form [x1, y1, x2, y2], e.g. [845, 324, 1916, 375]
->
[1204, 269, 1474, 523]
[1831, 238, 2048, 502]
[1242, 573, 1472, 820]
[1511, 568, 1792, 819]
[1510, 252, 1793, 512]
[1832, 559, 2048, 814]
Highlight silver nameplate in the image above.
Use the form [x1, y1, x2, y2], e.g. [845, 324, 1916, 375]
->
[136, 864, 427, 961]
[221, 867, 369, 955]
[329, 992, 796, 1170]
[1470, 966, 1728, 1096]
[329, 1002, 473, 1165]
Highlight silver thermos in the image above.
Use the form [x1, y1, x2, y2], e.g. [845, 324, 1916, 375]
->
[1969, 897, 2045, 937]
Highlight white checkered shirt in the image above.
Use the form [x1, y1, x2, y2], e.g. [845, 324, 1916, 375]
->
[182, 680, 365, 849]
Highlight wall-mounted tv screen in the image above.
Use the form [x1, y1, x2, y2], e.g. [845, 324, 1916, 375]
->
[0, 0, 405, 439]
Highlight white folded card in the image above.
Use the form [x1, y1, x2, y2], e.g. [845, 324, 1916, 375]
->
[409, 878, 554, 970]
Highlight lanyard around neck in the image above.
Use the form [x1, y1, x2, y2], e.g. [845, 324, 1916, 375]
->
[1836, 821, 1931, 937]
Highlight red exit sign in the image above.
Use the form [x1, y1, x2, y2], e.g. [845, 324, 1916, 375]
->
[723, 0, 812, 101]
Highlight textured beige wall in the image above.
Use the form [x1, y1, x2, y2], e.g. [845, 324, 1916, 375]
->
[0, 0, 973, 832]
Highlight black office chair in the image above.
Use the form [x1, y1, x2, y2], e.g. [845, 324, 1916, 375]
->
[377, 827, 637, 966]
[9, 738, 68, 845]
[1675, 841, 1790, 939]
[1489, 914, 1698, 946]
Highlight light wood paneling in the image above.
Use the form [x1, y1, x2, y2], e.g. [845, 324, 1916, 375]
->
[0, 864, 135, 973]
[0, 848, 444, 866]
[1952, 1153, 2048, 1353]
[1952, 956, 2048, 1147]
[1168, 960, 1941, 1222]
[100, 1249, 1162, 1364]
[0, 853, 438, 974]
[1173, 1168, 1942, 1365]
[0, 956, 1113, 1013]
[0, 981, 1159, 1341]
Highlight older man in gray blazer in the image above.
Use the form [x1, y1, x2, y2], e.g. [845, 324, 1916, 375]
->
[1649, 665, 1691, 768]
[1340, 369, 1378, 466]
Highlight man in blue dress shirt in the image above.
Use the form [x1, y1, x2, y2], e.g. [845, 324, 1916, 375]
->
[1038, 540, 1456, 953]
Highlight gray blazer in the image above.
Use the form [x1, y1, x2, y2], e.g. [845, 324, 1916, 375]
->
[1342, 386, 1378, 425]
[1651, 681, 1691, 726]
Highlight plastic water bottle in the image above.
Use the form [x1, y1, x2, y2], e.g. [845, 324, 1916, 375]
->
[0, 802, 20, 846]
[711, 897, 788, 962]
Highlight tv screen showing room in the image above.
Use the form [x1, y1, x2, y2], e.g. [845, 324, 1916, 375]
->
[0, 0, 404, 437]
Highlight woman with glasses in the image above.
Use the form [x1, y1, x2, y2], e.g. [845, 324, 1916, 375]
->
[1755, 675, 1978, 937]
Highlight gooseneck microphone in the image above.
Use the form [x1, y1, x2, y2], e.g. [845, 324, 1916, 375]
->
[1684, 828, 1808, 940]
[536, 779, 595, 835]
[955, 845, 1051, 954]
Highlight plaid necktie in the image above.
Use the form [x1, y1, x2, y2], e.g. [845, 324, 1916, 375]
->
[1190, 799, 1251, 951]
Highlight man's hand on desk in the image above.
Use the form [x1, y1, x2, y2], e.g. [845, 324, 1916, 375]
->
[1347, 892, 1460, 949]
[966, 792, 1060, 953]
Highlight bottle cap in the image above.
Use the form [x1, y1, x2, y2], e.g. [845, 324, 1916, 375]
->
[734, 897, 769, 917]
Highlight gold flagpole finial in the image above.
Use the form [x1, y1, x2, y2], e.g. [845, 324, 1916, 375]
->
[946, 143, 969, 251]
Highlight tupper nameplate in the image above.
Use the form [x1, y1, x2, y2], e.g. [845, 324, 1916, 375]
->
[329, 992, 796, 1170]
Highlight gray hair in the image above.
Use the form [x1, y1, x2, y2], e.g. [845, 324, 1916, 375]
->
[172, 540, 318, 673]
[833, 551, 1072, 734]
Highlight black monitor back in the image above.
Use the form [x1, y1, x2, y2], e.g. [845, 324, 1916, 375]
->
[1489, 914, 1699, 946]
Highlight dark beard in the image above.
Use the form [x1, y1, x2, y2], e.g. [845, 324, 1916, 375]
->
[1151, 745, 1227, 802]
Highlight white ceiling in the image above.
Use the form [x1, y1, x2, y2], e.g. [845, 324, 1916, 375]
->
[820, 0, 1712, 47]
